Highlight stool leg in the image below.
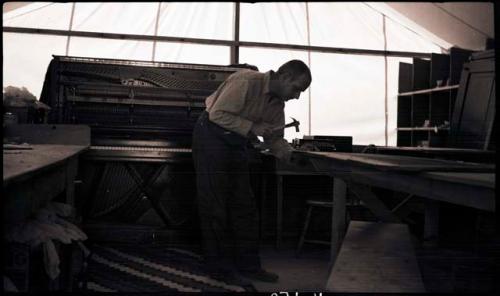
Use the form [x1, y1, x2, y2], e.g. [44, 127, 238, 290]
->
[345, 207, 350, 228]
[296, 205, 313, 257]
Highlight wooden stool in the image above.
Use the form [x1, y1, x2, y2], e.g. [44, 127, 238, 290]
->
[296, 199, 333, 256]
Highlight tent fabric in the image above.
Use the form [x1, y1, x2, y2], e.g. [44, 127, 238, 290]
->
[240, 2, 309, 45]
[154, 42, 230, 65]
[68, 37, 154, 61]
[3, 2, 449, 145]
[365, 2, 453, 51]
[3, 2, 73, 30]
[385, 16, 444, 53]
[308, 2, 385, 50]
[71, 3, 158, 36]
[156, 2, 233, 40]
[309, 53, 386, 144]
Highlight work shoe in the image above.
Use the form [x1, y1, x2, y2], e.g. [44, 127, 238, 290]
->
[239, 269, 279, 283]
[204, 266, 253, 287]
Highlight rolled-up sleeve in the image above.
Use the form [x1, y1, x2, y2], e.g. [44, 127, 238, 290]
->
[208, 77, 254, 136]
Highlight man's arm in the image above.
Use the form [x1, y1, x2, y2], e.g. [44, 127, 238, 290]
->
[263, 109, 294, 163]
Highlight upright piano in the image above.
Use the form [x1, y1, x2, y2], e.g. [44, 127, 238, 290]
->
[40, 56, 249, 243]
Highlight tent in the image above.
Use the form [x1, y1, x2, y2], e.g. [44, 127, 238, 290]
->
[3, 2, 494, 145]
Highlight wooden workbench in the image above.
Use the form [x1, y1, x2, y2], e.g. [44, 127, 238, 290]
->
[303, 151, 495, 212]
[279, 151, 494, 292]
[371, 146, 495, 163]
[3, 124, 90, 292]
[3, 144, 89, 225]
[270, 155, 329, 248]
[4, 144, 89, 186]
[3, 124, 91, 223]
[305, 151, 495, 173]
[294, 152, 495, 292]
[271, 151, 494, 248]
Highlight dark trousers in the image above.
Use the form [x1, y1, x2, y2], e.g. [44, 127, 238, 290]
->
[192, 111, 261, 272]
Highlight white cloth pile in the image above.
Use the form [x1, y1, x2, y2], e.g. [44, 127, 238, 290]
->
[5, 202, 89, 280]
[3, 275, 19, 292]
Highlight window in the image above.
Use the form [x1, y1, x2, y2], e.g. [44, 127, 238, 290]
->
[3, 33, 67, 98]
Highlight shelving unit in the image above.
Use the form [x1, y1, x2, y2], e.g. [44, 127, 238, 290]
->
[449, 49, 496, 150]
[397, 127, 449, 132]
[396, 47, 473, 147]
[398, 85, 459, 96]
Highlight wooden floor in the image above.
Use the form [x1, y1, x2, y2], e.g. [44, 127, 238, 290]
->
[413, 241, 500, 293]
[326, 221, 426, 292]
[255, 230, 499, 293]
[255, 243, 331, 292]
[75, 219, 498, 293]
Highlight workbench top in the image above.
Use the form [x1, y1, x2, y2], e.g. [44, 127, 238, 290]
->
[3, 144, 89, 186]
[303, 151, 495, 172]
[422, 171, 495, 188]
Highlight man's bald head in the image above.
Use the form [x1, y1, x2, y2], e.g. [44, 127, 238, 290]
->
[277, 60, 312, 91]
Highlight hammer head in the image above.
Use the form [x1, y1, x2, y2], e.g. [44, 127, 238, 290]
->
[290, 117, 300, 132]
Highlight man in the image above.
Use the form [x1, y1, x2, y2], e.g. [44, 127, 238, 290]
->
[192, 60, 312, 283]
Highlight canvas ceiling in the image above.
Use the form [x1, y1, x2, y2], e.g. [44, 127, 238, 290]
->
[5, 2, 481, 145]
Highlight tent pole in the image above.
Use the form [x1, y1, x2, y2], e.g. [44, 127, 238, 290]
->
[65, 3, 76, 56]
[230, 2, 240, 64]
[151, 2, 162, 61]
[306, 2, 312, 136]
[4, 26, 433, 59]
[383, 15, 389, 146]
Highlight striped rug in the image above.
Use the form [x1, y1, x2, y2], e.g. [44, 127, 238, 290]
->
[77, 244, 255, 292]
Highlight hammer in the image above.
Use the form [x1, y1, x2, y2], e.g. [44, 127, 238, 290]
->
[273, 117, 300, 132]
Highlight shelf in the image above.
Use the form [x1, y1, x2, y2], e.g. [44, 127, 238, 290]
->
[398, 85, 459, 96]
[397, 127, 450, 132]
[396, 48, 472, 148]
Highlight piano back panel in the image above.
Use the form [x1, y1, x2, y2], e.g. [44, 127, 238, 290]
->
[40, 56, 244, 235]
[41, 56, 241, 143]
[68, 102, 204, 144]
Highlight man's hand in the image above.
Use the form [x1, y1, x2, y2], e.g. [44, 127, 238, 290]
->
[290, 151, 310, 166]
[275, 149, 309, 166]
[250, 122, 273, 137]
[273, 147, 293, 163]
